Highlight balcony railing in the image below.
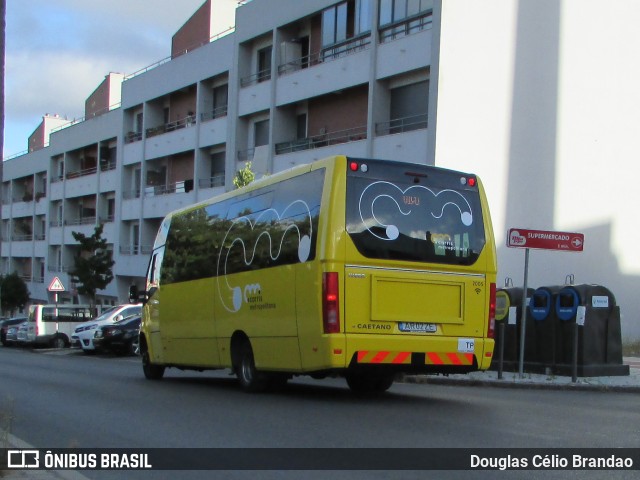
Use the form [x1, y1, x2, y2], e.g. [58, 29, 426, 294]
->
[199, 175, 225, 189]
[201, 105, 228, 122]
[375, 114, 428, 136]
[240, 68, 272, 88]
[125, 131, 143, 144]
[64, 216, 97, 226]
[144, 179, 194, 197]
[146, 115, 197, 138]
[237, 148, 255, 162]
[66, 166, 97, 180]
[275, 125, 367, 155]
[278, 33, 371, 76]
[120, 245, 154, 255]
[48, 265, 72, 273]
[123, 189, 141, 200]
[379, 10, 433, 43]
[11, 234, 33, 242]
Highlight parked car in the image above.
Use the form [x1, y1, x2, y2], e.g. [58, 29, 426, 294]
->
[92, 315, 141, 355]
[4, 322, 26, 346]
[1, 316, 28, 345]
[16, 321, 33, 346]
[70, 304, 142, 353]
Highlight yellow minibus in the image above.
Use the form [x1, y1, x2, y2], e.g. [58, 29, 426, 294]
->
[134, 155, 497, 393]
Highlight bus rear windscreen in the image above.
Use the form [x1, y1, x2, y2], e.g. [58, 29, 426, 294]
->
[345, 161, 486, 265]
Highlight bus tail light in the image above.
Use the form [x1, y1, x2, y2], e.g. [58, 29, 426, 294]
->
[323, 272, 340, 334]
[487, 282, 496, 339]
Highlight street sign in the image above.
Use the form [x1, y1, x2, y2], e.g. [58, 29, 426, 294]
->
[48, 276, 66, 292]
[507, 228, 584, 252]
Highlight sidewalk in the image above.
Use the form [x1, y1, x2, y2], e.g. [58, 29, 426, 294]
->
[405, 357, 640, 392]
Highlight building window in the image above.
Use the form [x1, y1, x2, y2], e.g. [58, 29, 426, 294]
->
[257, 46, 272, 82]
[213, 84, 228, 117]
[254, 120, 270, 147]
[323, 1, 373, 47]
[379, 0, 433, 26]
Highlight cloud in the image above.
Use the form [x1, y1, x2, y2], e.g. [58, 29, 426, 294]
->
[3, 0, 207, 156]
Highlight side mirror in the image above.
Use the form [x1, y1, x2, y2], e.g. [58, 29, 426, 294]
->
[129, 285, 143, 304]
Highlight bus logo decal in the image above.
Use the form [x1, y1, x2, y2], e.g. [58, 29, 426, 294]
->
[217, 200, 313, 313]
[358, 181, 474, 241]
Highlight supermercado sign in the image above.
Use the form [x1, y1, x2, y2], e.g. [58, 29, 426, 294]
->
[507, 228, 584, 252]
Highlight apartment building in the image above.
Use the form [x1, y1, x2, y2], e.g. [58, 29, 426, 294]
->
[1, 0, 435, 308]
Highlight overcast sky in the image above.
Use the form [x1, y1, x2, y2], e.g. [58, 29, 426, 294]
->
[3, 0, 208, 157]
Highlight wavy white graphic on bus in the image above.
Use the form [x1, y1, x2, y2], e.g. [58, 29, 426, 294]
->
[358, 181, 473, 240]
[217, 200, 313, 312]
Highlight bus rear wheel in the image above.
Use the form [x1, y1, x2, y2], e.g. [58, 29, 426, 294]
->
[345, 372, 395, 394]
[237, 342, 269, 393]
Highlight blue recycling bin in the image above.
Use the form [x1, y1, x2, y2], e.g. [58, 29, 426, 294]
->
[529, 286, 563, 367]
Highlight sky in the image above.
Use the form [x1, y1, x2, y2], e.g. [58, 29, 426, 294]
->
[3, 0, 209, 158]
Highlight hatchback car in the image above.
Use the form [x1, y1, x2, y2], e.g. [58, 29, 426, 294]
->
[1, 316, 28, 345]
[93, 315, 141, 355]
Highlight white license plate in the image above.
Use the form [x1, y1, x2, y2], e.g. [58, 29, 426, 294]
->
[398, 322, 437, 333]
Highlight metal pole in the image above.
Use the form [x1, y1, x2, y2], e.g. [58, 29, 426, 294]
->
[498, 321, 505, 380]
[518, 248, 530, 378]
[572, 322, 579, 383]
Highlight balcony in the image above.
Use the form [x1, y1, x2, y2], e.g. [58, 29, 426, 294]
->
[144, 180, 194, 197]
[125, 131, 143, 144]
[275, 125, 367, 155]
[198, 175, 225, 189]
[145, 114, 197, 139]
[200, 105, 228, 122]
[375, 114, 428, 136]
[277, 34, 372, 76]
[240, 68, 272, 88]
[379, 10, 433, 44]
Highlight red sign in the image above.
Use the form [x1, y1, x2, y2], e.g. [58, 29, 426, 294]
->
[507, 228, 584, 252]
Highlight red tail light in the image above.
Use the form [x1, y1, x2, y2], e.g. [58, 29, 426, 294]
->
[322, 272, 340, 334]
[487, 282, 496, 339]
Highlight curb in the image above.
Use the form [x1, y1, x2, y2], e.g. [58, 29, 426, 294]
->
[401, 374, 640, 393]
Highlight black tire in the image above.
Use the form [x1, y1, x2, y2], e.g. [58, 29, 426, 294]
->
[237, 342, 269, 393]
[346, 372, 395, 394]
[142, 350, 165, 380]
[50, 335, 67, 349]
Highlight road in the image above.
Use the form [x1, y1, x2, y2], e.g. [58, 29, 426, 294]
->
[1, 347, 639, 480]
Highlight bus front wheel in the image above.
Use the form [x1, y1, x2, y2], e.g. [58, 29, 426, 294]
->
[237, 342, 269, 393]
[142, 350, 165, 380]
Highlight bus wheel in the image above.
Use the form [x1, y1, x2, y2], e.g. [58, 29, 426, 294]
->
[142, 350, 165, 380]
[50, 335, 67, 349]
[237, 342, 269, 393]
[346, 372, 395, 394]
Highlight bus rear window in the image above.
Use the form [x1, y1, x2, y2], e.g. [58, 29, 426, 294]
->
[345, 161, 486, 265]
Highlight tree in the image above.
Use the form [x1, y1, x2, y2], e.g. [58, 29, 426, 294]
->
[233, 161, 255, 189]
[69, 224, 115, 309]
[0, 272, 30, 316]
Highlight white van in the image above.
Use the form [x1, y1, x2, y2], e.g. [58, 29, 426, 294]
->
[71, 304, 142, 352]
[26, 304, 95, 348]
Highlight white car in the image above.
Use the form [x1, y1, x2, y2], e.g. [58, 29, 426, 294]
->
[71, 304, 142, 353]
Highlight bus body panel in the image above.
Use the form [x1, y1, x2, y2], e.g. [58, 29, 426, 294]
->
[140, 155, 497, 379]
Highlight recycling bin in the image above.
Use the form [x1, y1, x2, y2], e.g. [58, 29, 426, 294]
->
[494, 288, 533, 366]
[555, 284, 621, 367]
[529, 286, 563, 367]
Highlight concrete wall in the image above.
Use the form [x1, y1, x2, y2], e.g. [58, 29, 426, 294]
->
[433, 0, 640, 339]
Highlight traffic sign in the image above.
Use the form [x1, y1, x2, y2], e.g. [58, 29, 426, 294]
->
[48, 277, 66, 292]
[507, 228, 584, 252]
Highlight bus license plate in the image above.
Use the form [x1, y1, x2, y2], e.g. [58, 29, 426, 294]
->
[398, 322, 437, 333]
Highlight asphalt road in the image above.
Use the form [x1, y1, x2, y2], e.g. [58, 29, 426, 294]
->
[1, 347, 639, 480]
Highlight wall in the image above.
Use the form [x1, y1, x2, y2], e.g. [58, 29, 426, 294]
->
[433, 0, 640, 339]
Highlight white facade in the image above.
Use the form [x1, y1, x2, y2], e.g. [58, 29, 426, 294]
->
[433, 0, 640, 338]
[2, 0, 434, 309]
[4, 0, 637, 340]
